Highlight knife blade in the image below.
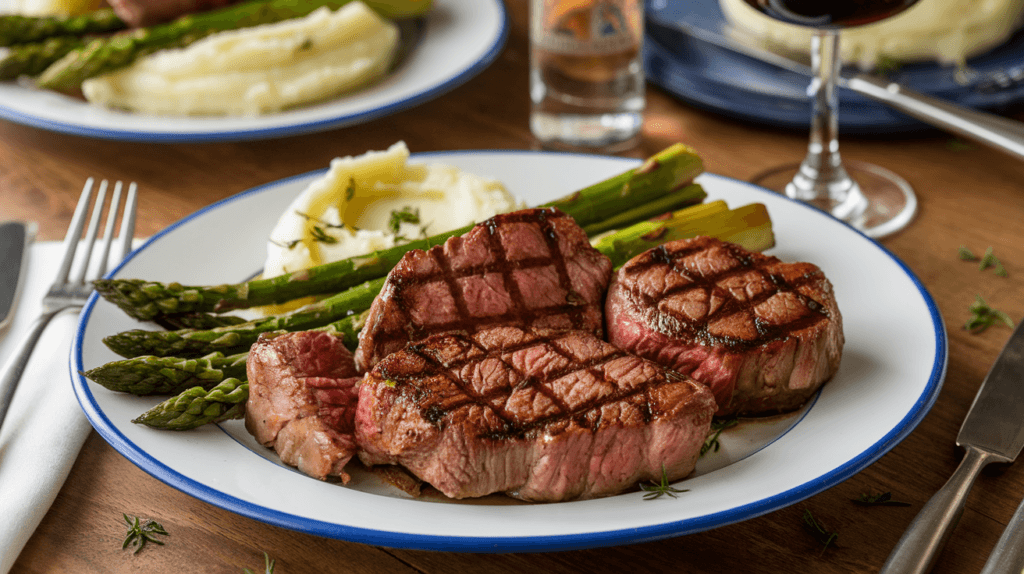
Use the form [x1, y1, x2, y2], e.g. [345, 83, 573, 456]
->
[880, 318, 1024, 574]
[0, 221, 32, 334]
[648, 13, 1024, 162]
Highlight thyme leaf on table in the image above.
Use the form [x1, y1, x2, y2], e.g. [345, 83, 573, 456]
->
[978, 246, 1008, 277]
[640, 465, 689, 500]
[243, 552, 276, 574]
[852, 491, 911, 507]
[802, 509, 838, 555]
[700, 416, 739, 456]
[958, 245, 979, 261]
[121, 514, 169, 554]
[964, 294, 1015, 333]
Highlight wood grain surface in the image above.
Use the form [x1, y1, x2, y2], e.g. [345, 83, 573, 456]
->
[6, 1, 1024, 572]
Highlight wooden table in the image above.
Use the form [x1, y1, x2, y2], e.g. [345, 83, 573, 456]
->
[7, 2, 1024, 572]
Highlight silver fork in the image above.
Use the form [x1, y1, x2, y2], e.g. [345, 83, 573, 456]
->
[0, 178, 137, 429]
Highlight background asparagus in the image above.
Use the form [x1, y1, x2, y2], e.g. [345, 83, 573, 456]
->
[132, 378, 248, 430]
[36, 0, 434, 91]
[94, 144, 706, 323]
[86, 312, 366, 394]
[0, 8, 124, 46]
[0, 36, 84, 79]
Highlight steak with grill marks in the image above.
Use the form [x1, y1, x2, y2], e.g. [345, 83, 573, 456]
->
[245, 330, 361, 482]
[354, 326, 716, 501]
[605, 236, 843, 417]
[353, 207, 613, 373]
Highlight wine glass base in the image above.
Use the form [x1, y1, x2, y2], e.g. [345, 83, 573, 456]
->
[751, 161, 918, 239]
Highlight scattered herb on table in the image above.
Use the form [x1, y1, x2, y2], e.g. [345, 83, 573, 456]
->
[243, 552, 276, 574]
[965, 294, 1015, 333]
[874, 54, 903, 75]
[700, 416, 739, 456]
[852, 491, 911, 507]
[121, 514, 169, 554]
[978, 246, 1008, 276]
[958, 245, 979, 261]
[640, 465, 689, 500]
[802, 509, 838, 555]
[946, 138, 975, 152]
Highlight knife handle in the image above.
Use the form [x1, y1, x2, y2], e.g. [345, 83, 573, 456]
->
[879, 446, 999, 574]
[979, 486, 1024, 574]
[846, 75, 1024, 163]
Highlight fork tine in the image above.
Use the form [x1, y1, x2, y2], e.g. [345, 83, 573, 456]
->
[117, 182, 138, 263]
[70, 179, 109, 285]
[53, 178, 96, 286]
[94, 181, 123, 280]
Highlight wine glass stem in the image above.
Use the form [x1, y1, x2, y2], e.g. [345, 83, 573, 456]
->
[786, 29, 865, 220]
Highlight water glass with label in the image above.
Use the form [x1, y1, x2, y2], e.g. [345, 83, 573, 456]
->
[529, 0, 645, 152]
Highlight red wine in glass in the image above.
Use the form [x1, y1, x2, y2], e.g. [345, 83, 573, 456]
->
[742, 0, 922, 238]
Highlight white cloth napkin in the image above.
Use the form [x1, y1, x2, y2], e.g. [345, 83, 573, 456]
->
[0, 241, 96, 573]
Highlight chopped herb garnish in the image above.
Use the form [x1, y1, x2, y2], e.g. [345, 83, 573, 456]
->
[958, 245, 979, 261]
[852, 491, 911, 507]
[344, 177, 356, 202]
[700, 416, 739, 456]
[269, 238, 302, 250]
[640, 465, 689, 500]
[388, 206, 421, 235]
[874, 54, 902, 75]
[243, 552, 276, 574]
[121, 514, 169, 554]
[310, 225, 338, 244]
[965, 294, 1015, 333]
[802, 509, 838, 555]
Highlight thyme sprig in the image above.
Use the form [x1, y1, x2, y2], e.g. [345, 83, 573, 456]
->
[700, 416, 739, 456]
[640, 465, 689, 500]
[802, 509, 838, 555]
[852, 491, 911, 507]
[243, 552, 276, 574]
[959, 245, 1007, 276]
[121, 514, 169, 554]
[965, 294, 1015, 333]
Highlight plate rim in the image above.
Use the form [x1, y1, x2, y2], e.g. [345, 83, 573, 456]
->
[70, 149, 948, 552]
[0, 0, 509, 143]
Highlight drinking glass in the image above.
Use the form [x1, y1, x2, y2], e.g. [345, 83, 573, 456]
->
[744, 0, 921, 238]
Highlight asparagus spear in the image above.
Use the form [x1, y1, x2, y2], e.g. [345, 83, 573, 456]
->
[94, 144, 706, 323]
[153, 311, 249, 330]
[86, 312, 366, 394]
[36, 0, 433, 91]
[132, 378, 248, 430]
[103, 277, 381, 359]
[0, 36, 84, 79]
[0, 8, 124, 46]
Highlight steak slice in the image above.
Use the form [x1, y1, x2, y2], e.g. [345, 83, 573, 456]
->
[245, 330, 361, 482]
[354, 326, 716, 502]
[605, 236, 843, 417]
[353, 207, 613, 373]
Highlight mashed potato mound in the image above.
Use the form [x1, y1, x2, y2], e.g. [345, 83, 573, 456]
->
[720, 0, 1024, 70]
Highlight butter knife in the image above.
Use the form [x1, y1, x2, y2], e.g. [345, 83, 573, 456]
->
[0, 221, 32, 334]
[651, 15, 1024, 162]
[880, 318, 1024, 574]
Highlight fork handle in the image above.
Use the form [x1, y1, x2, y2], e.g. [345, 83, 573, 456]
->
[0, 307, 76, 429]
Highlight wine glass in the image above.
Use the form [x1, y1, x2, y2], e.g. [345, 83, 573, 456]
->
[743, 0, 921, 239]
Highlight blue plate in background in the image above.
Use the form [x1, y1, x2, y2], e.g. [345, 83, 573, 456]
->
[644, 0, 1024, 134]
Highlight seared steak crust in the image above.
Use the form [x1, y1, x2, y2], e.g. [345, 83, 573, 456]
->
[606, 236, 843, 416]
[245, 330, 361, 482]
[354, 208, 613, 373]
[355, 326, 716, 501]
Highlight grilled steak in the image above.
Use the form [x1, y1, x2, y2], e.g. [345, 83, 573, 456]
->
[605, 236, 843, 417]
[354, 207, 613, 373]
[245, 330, 361, 482]
[354, 326, 716, 501]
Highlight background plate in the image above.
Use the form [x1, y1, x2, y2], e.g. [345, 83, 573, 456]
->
[0, 0, 507, 143]
[72, 150, 946, 551]
[645, 0, 1024, 133]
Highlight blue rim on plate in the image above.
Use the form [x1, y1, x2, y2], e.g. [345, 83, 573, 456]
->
[0, 0, 508, 143]
[70, 151, 947, 551]
[644, 0, 1024, 133]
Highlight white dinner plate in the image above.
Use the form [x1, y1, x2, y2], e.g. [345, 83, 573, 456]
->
[0, 0, 507, 142]
[71, 150, 946, 551]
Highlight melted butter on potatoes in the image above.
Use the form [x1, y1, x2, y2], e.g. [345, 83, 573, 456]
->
[82, 1, 399, 116]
